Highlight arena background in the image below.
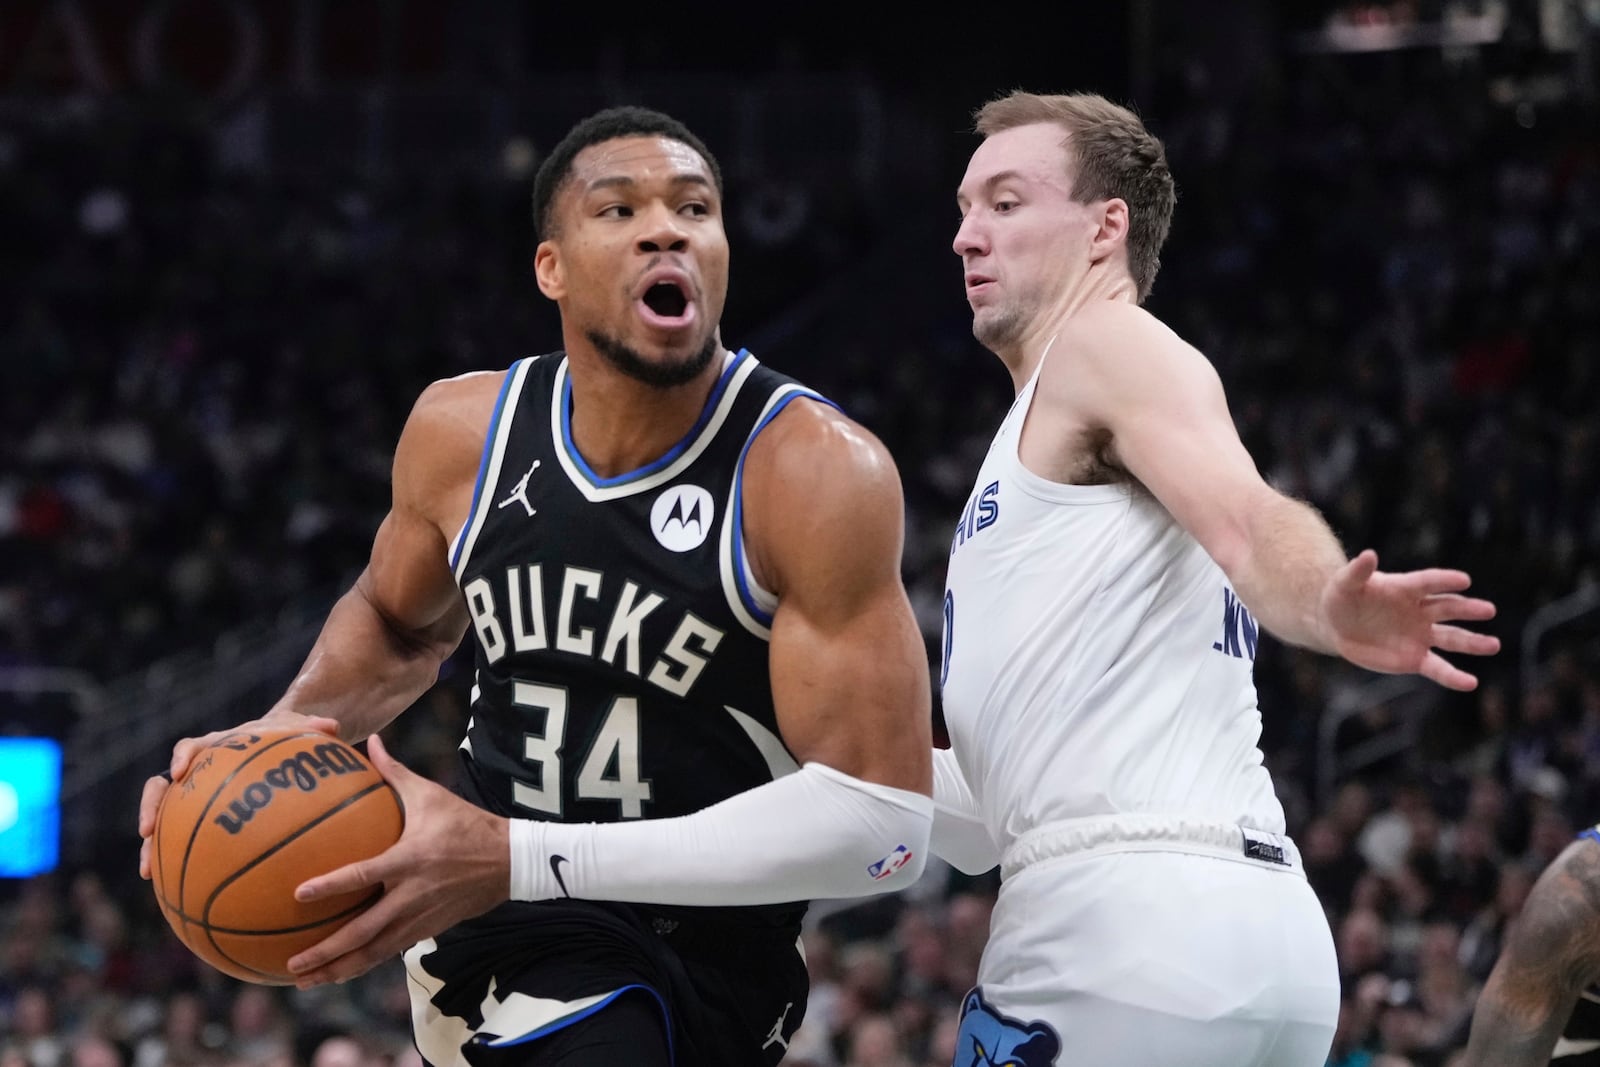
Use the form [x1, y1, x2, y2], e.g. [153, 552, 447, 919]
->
[2, 2, 1598, 1065]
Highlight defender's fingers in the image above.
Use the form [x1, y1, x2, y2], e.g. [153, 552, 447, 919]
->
[1423, 594, 1496, 623]
[1431, 624, 1501, 658]
[1332, 550, 1379, 591]
[1392, 568, 1473, 596]
[1420, 651, 1479, 692]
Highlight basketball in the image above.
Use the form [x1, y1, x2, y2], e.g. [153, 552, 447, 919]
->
[150, 727, 405, 985]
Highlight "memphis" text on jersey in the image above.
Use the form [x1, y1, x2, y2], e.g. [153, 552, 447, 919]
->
[950, 480, 1001, 557]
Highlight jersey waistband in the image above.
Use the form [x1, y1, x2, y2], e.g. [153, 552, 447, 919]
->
[1000, 813, 1305, 880]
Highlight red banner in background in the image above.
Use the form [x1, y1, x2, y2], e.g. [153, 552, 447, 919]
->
[0, 0, 450, 101]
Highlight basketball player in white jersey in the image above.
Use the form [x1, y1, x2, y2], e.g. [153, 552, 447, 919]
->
[933, 90, 1503, 1066]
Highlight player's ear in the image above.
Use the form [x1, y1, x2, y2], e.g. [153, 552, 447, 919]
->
[534, 240, 564, 300]
[1090, 198, 1130, 260]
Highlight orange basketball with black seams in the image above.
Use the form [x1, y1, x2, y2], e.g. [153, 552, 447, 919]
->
[150, 727, 404, 985]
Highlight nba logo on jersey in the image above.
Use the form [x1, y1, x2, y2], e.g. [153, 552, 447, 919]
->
[868, 844, 914, 880]
[651, 485, 714, 552]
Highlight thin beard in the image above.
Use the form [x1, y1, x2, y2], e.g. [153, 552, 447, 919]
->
[974, 306, 1024, 351]
[584, 329, 719, 389]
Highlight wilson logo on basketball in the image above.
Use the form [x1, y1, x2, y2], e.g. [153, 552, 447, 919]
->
[212, 744, 369, 835]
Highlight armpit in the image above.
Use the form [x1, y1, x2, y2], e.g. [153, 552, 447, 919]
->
[1071, 426, 1126, 487]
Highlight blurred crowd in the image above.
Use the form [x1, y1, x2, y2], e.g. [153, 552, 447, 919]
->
[4, 18, 1600, 1067]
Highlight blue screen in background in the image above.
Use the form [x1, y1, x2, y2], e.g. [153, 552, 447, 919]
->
[0, 737, 62, 878]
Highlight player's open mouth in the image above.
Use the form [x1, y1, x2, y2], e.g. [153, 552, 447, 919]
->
[637, 280, 696, 330]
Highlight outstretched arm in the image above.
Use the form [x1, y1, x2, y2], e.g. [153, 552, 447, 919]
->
[1042, 302, 1499, 690]
[1461, 837, 1600, 1066]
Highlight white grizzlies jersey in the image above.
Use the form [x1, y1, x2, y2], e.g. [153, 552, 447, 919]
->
[940, 367, 1286, 852]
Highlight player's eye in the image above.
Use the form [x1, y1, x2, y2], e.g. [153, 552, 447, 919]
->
[995, 199, 1019, 214]
[680, 201, 709, 217]
[599, 204, 633, 218]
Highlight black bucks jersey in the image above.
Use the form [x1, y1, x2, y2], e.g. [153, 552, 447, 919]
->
[449, 347, 824, 922]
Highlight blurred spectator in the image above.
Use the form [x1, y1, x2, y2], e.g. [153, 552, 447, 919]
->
[11, 987, 65, 1067]
[842, 1014, 911, 1067]
[1338, 908, 1393, 988]
[130, 991, 206, 1067]
[222, 988, 290, 1067]
[1305, 816, 1370, 916]
[67, 1035, 125, 1067]
[1, 13, 1598, 1067]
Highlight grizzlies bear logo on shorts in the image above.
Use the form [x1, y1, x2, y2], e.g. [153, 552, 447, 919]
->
[954, 989, 1060, 1066]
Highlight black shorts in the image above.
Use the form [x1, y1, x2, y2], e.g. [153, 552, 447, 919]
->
[403, 898, 809, 1067]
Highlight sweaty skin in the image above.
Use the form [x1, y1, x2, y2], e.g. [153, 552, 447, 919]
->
[137, 133, 931, 989]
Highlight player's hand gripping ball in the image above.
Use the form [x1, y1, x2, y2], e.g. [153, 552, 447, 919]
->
[149, 728, 404, 984]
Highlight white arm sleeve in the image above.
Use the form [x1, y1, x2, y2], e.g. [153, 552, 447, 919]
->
[931, 747, 1000, 875]
[509, 762, 933, 906]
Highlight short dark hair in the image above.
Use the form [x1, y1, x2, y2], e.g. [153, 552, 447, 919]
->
[531, 106, 725, 241]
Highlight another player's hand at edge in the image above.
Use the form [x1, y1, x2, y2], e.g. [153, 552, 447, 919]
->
[136, 712, 343, 881]
[1319, 549, 1501, 692]
[286, 732, 510, 988]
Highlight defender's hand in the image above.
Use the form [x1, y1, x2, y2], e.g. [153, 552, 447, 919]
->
[1320, 549, 1500, 691]
[136, 713, 342, 880]
[285, 733, 510, 987]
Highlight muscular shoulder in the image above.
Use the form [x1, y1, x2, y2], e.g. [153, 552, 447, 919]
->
[1030, 301, 1228, 480]
[740, 398, 905, 598]
[407, 369, 506, 442]
[1041, 300, 1212, 400]
[1510, 836, 1600, 989]
[393, 369, 507, 523]
[748, 398, 900, 503]
[1533, 836, 1600, 919]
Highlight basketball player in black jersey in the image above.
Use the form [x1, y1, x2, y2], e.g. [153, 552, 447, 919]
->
[136, 106, 934, 1066]
[1461, 827, 1600, 1066]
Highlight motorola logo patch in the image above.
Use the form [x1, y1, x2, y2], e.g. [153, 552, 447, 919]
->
[651, 484, 714, 552]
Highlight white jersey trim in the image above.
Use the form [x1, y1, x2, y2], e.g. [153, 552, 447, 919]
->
[718, 384, 821, 640]
[451, 358, 535, 579]
[550, 350, 760, 502]
[1000, 814, 1305, 880]
[1002, 339, 1133, 506]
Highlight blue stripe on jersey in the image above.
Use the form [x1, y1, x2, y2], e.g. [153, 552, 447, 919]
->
[731, 389, 839, 626]
[478, 983, 673, 1061]
[1580, 827, 1600, 847]
[560, 348, 752, 489]
[450, 359, 525, 570]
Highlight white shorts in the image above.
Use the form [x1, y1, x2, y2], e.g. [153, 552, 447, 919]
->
[960, 816, 1340, 1067]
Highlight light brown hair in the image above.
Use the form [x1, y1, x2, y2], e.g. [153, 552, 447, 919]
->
[975, 91, 1176, 302]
